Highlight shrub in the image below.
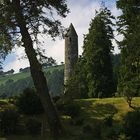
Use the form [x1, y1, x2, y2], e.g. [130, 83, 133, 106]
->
[123, 110, 140, 140]
[57, 102, 81, 118]
[70, 117, 84, 126]
[103, 127, 120, 140]
[16, 88, 44, 115]
[0, 108, 19, 135]
[25, 118, 41, 135]
[104, 115, 113, 127]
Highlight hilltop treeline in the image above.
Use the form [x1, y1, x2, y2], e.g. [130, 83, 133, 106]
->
[0, 66, 64, 98]
[0, 55, 119, 98]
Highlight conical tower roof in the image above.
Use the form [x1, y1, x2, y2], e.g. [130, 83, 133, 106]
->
[66, 23, 78, 37]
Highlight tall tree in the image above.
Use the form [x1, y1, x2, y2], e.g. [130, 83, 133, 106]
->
[117, 0, 140, 97]
[82, 7, 115, 98]
[0, 0, 69, 138]
[65, 56, 88, 99]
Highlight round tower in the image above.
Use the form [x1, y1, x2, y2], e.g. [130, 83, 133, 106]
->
[64, 23, 78, 84]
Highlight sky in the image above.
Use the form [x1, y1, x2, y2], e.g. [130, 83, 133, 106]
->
[3, 0, 122, 73]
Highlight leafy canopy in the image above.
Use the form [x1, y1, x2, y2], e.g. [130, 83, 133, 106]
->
[0, 0, 69, 46]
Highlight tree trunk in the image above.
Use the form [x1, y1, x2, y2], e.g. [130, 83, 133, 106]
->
[13, 0, 62, 138]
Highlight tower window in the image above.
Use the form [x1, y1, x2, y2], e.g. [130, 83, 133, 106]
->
[69, 37, 71, 42]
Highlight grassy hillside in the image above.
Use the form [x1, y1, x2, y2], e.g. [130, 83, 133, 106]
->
[0, 65, 64, 97]
[0, 65, 64, 85]
[0, 97, 139, 140]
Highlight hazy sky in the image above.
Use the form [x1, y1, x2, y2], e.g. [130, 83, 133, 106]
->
[3, 0, 122, 73]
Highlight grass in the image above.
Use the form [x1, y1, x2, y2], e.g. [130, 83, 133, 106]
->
[0, 65, 64, 85]
[0, 97, 140, 140]
[0, 72, 30, 85]
[61, 97, 140, 139]
[77, 97, 138, 120]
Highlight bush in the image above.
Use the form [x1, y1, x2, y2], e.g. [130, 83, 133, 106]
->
[104, 115, 113, 127]
[103, 127, 120, 140]
[70, 117, 84, 126]
[25, 118, 41, 135]
[0, 108, 19, 135]
[57, 102, 81, 118]
[16, 88, 44, 115]
[123, 110, 140, 140]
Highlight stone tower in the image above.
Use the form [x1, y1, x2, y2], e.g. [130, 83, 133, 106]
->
[64, 23, 78, 84]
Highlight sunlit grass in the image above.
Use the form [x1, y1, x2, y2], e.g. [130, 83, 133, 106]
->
[0, 97, 139, 140]
[76, 97, 140, 120]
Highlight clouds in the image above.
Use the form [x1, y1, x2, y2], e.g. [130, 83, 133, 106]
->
[3, 0, 121, 73]
[3, 47, 29, 72]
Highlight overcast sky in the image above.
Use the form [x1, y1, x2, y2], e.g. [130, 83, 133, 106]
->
[3, 0, 122, 73]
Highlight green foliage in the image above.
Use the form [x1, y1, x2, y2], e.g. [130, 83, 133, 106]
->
[117, 0, 140, 98]
[0, 0, 69, 45]
[16, 88, 44, 115]
[0, 72, 30, 85]
[65, 56, 88, 99]
[122, 81, 136, 108]
[111, 54, 121, 91]
[66, 7, 116, 99]
[104, 115, 113, 127]
[46, 68, 64, 97]
[123, 110, 140, 140]
[0, 0, 69, 135]
[0, 97, 139, 139]
[57, 102, 81, 119]
[0, 108, 19, 135]
[81, 7, 115, 98]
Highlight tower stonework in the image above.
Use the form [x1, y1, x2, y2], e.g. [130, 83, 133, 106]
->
[64, 23, 78, 84]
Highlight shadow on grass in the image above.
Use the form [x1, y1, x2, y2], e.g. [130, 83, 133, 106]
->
[80, 101, 118, 119]
[92, 103, 118, 118]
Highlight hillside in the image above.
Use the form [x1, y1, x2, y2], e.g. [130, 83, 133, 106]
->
[0, 97, 140, 140]
[0, 65, 64, 98]
[0, 65, 63, 85]
[0, 54, 120, 98]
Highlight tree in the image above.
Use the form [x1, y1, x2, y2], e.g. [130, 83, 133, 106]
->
[82, 7, 115, 98]
[117, 0, 140, 98]
[41, 57, 57, 68]
[16, 88, 44, 115]
[0, 26, 12, 76]
[0, 0, 69, 138]
[66, 56, 88, 99]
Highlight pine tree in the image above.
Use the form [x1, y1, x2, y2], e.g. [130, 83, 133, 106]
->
[117, 0, 140, 97]
[82, 7, 115, 98]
